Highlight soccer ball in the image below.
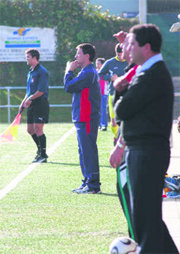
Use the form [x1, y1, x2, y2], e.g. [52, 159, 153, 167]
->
[109, 237, 137, 254]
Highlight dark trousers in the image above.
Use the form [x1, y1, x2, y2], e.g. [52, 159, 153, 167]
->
[75, 120, 100, 190]
[117, 147, 179, 253]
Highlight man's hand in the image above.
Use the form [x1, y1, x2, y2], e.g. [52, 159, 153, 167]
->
[113, 31, 127, 43]
[18, 105, 24, 113]
[110, 144, 125, 168]
[111, 73, 118, 82]
[113, 76, 129, 92]
[65, 60, 79, 73]
[24, 98, 32, 108]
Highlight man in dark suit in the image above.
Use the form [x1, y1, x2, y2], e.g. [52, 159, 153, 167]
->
[110, 24, 179, 253]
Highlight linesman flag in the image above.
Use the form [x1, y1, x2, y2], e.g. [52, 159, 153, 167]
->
[0, 113, 22, 142]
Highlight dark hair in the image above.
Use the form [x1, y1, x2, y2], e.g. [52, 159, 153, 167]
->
[76, 43, 96, 61]
[25, 48, 40, 60]
[115, 43, 122, 54]
[96, 57, 105, 64]
[129, 24, 162, 53]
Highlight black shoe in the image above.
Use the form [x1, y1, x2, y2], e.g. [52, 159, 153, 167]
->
[32, 155, 39, 163]
[32, 148, 43, 162]
[34, 151, 41, 161]
[101, 126, 107, 131]
[32, 155, 47, 163]
[76, 185, 102, 194]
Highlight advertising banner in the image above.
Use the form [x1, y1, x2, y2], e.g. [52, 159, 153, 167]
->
[0, 26, 56, 62]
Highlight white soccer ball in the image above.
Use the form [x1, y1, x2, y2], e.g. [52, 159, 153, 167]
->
[109, 237, 137, 254]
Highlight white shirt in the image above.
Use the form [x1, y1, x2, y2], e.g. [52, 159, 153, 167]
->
[136, 53, 163, 75]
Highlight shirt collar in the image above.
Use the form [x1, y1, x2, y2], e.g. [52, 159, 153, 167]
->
[136, 53, 163, 75]
[30, 63, 40, 72]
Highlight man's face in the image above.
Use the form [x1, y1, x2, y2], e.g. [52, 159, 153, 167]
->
[117, 52, 123, 61]
[75, 48, 87, 67]
[26, 53, 34, 66]
[129, 33, 145, 65]
[96, 60, 102, 70]
[121, 34, 131, 62]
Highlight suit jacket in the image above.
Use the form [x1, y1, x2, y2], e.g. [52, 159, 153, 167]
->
[115, 61, 174, 148]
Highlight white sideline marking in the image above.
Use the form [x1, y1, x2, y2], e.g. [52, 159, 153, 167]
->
[0, 127, 75, 201]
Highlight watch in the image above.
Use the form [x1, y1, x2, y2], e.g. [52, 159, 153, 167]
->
[117, 141, 124, 149]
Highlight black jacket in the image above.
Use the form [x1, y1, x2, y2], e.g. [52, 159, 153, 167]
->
[115, 61, 174, 148]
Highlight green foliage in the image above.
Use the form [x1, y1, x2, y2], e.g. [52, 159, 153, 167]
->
[0, 0, 137, 86]
[147, 13, 180, 76]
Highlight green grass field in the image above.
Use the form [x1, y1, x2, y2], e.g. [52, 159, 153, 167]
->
[0, 123, 128, 254]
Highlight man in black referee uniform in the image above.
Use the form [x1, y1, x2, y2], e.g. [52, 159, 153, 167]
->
[19, 48, 49, 163]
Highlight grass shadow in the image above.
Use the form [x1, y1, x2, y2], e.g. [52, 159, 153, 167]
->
[100, 192, 118, 197]
[47, 161, 112, 168]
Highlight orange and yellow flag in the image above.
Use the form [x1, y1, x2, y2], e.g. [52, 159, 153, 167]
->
[0, 113, 22, 142]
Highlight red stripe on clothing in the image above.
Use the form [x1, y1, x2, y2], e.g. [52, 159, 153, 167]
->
[80, 88, 91, 134]
[125, 65, 138, 82]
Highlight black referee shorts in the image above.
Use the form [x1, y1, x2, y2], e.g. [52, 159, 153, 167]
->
[27, 97, 49, 124]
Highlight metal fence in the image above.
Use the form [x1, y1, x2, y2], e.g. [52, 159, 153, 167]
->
[0, 86, 72, 123]
[1, 86, 180, 123]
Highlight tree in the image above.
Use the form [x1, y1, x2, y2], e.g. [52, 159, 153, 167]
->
[0, 0, 137, 86]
